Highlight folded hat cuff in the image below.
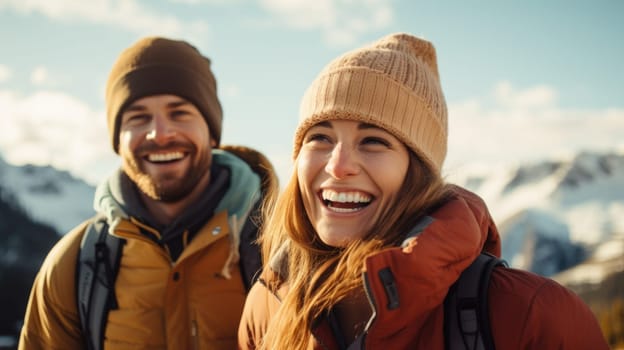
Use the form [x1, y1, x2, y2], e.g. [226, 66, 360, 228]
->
[293, 68, 447, 174]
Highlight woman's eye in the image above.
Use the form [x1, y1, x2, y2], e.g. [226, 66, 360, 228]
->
[362, 137, 390, 147]
[305, 133, 331, 143]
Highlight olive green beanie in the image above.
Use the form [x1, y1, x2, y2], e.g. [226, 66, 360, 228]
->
[105, 36, 222, 153]
[294, 33, 448, 174]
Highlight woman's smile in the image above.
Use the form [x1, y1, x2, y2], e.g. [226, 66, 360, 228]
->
[319, 189, 373, 213]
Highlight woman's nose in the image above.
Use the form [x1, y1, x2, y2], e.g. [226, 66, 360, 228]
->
[324, 143, 360, 179]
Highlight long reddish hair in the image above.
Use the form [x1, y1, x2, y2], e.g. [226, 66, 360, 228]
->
[258, 151, 452, 349]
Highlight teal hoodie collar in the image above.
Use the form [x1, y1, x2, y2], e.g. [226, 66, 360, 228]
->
[93, 149, 261, 233]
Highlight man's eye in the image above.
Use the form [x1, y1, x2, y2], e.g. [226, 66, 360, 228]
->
[126, 114, 150, 123]
[170, 110, 189, 117]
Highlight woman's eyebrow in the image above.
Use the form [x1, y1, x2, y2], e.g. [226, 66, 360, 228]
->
[313, 121, 332, 129]
[358, 122, 380, 130]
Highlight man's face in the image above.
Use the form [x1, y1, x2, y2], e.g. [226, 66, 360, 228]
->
[118, 94, 215, 202]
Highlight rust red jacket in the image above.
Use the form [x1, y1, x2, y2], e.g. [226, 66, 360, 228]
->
[238, 187, 608, 349]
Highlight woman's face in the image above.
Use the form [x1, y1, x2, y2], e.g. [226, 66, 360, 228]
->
[297, 120, 410, 247]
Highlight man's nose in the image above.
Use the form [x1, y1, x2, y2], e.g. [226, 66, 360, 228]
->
[146, 114, 175, 144]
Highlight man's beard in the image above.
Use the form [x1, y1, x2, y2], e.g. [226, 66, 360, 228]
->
[123, 141, 212, 203]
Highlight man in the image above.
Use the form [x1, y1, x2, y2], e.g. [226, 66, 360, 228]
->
[18, 37, 276, 349]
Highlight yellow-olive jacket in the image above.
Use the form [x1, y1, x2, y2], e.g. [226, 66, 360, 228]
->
[19, 148, 275, 350]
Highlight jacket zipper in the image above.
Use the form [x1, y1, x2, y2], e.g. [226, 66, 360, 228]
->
[360, 271, 378, 350]
[191, 319, 199, 350]
[117, 218, 172, 262]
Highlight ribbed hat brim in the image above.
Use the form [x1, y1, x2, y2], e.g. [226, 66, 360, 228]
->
[294, 67, 446, 174]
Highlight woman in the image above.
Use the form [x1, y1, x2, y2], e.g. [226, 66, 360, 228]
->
[239, 33, 608, 349]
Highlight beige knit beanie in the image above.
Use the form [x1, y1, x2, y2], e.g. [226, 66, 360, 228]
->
[294, 32, 448, 174]
[105, 36, 222, 153]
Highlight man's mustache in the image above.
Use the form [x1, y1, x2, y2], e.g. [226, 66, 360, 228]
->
[135, 141, 195, 155]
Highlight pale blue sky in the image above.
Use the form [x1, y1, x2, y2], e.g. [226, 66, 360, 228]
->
[1, 0, 623, 185]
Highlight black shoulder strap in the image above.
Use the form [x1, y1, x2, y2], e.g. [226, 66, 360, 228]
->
[76, 216, 125, 350]
[444, 253, 508, 350]
[238, 197, 263, 291]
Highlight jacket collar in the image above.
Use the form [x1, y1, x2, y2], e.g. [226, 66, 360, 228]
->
[92, 149, 261, 238]
[265, 186, 501, 348]
[356, 185, 501, 347]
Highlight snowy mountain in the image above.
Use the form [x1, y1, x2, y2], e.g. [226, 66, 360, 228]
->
[553, 234, 624, 288]
[0, 187, 60, 337]
[0, 155, 95, 342]
[498, 209, 585, 276]
[0, 156, 95, 235]
[454, 150, 624, 277]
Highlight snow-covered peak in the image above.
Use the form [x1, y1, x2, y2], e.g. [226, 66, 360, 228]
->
[552, 235, 624, 286]
[498, 208, 584, 276]
[457, 151, 624, 245]
[0, 156, 95, 234]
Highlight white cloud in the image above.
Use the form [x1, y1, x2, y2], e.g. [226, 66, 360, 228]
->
[0, 89, 118, 185]
[30, 66, 49, 86]
[2, 82, 621, 189]
[168, 0, 236, 4]
[445, 82, 624, 177]
[29, 66, 68, 88]
[494, 81, 558, 109]
[259, 0, 393, 46]
[0, 64, 11, 82]
[0, 0, 209, 41]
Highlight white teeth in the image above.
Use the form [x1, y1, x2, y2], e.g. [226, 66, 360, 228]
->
[147, 152, 184, 162]
[321, 189, 371, 203]
[329, 207, 360, 213]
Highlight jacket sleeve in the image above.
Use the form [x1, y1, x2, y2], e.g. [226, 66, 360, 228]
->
[490, 268, 609, 350]
[520, 278, 609, 349]
[18, 223, 88, 350]
[238, 279, 281, 350]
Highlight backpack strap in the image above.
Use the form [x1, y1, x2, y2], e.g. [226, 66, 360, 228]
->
[444, 253, 508, 350]
[238, 197, 263, 291]
[76, 216, 125, 350]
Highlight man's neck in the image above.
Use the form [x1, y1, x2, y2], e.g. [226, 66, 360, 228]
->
[141, 174, 212, 226]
